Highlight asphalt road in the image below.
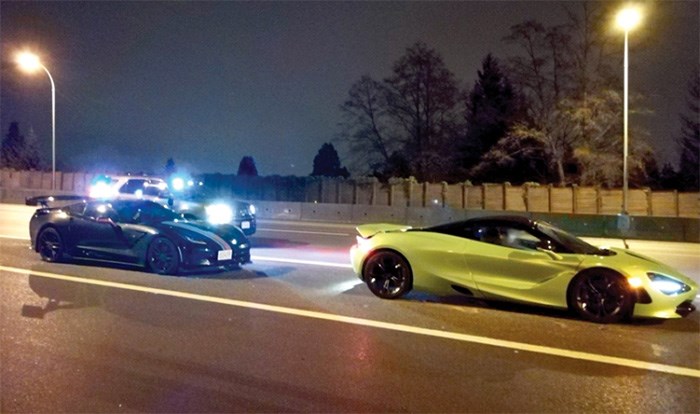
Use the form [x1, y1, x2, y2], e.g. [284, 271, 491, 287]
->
[1, 204, 699, 412]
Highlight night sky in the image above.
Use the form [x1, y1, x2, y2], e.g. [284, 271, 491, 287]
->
[1, 1, 698, 177]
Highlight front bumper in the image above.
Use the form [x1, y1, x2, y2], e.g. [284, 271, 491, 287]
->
[235, 217, 256, 235]
[182, 245, 251, 268]
[632, 288, 697, 319]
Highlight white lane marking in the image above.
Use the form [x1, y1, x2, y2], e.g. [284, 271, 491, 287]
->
[257, 228, 351, 237]
[252, 255, 352, 269]
[2, 265, 698, 379]
[0, 235, 30, 241]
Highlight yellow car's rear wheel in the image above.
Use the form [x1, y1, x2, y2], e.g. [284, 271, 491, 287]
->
[568, 270, 633, 323]
[363, 250, 412, 299]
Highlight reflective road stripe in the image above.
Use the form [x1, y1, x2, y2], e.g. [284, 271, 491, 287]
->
[1, 265, 698, 379]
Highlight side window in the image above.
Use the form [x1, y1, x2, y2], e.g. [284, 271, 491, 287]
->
[473, 225, 543, 250]
[475, 226, 504, 246]
[84, 203, 118, 221]
[66, 203, 86, 216]
[501, 228, 541, 251]
[113, 203, 139, 223]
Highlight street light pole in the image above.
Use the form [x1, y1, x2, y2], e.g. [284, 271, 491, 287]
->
[16, 52, 57, 191]
[43, 65, 57, 191]
[616, 5, 641, 215]
[622, 27, 630, 214]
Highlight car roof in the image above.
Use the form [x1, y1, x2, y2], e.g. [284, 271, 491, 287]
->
[465, 215, 537, 227]
[426, 215, 539, 232]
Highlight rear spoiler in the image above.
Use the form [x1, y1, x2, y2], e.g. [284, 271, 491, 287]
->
[356, 223, 412, 239]
[25, 194, 89, 208]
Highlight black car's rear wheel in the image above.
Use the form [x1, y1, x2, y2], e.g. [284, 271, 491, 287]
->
[37, 227, 63, 262]
[568, 270, 633, 323]
[363, 250, 412, 299]
[147, 237, 180, 275]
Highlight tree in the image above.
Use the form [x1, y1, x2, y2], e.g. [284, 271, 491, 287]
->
[678, 70, 699, 191]
[500, 3, 651, 186]
[23, 126, 42, 170]
[384, 42, 460, 182]
[339, 75, 396, 175]
[1, 122, 41, 170]
[339, 42, 460, 182]
[457, 54, 522, 181]
[311, 143, 349, 178]
[237, 156, 258, 176]
[164, 158, 177, 176]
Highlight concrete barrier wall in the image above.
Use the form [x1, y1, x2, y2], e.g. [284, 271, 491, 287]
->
[2, 168, 699, 219]
[252, 201, 700, 242]
[5, 198, 699, 242]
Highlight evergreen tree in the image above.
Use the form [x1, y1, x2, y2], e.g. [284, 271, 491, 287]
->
[237, 156, 258, 176]
[164, 158, 177, 177]
[311, 143, 350, 178]
[678, 70, 699, 191]
[24, 126, 42, 170]
[1, 122, 41, 169]
[458, 54, 521, 181]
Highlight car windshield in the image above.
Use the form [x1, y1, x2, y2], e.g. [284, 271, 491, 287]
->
[536, 222, 602, 255]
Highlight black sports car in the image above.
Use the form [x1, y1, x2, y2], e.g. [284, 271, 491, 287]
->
[29, 199, 251, 275]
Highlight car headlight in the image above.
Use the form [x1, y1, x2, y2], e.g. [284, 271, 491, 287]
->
[89, 181, 114, 198]
[205, 203, 233, 225]
[248, 204, 256, 215]
[647, 273, 691, 295]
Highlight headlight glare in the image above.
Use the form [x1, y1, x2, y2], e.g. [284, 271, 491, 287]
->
[249, 204, 256, 215]
[647, 273, 690, 295]
[205, 203, 233, 225]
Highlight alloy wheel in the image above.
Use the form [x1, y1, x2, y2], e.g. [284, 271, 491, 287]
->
[364, 251, 412, 299]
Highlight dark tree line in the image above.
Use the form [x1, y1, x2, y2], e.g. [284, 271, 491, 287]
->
[1, 122, 42, 170]
[338, 2, 695, 190]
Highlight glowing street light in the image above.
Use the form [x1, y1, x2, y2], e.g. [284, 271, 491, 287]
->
[16, 51, 57, 191]
[616, 5, 642, 215]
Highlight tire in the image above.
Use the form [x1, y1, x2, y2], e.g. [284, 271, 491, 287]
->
[147, 237, 180, 275]
[37, 227, 64, 262]
[363, 250, 412, 299]
[568, 270, 633, 323]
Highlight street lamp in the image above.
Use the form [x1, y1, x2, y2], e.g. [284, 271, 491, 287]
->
[16, 51, 57, 191]
[616, 5, 642, 214]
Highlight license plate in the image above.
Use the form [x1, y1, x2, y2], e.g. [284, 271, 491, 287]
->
[217, 249, 232, 261]
[241, 221, 251, 229]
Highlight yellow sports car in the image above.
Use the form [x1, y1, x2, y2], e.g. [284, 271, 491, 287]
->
[350, 216, 697, 323]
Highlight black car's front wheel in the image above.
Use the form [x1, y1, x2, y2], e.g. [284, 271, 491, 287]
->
[147, 237, 180, 275]
[568, 270, 633, 323]
[363, 250, 412, 299]
[37, 227, 64, 262]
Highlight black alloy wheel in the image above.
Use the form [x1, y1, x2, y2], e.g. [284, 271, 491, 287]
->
[147, 237, 180, 275]
[568, 270, 633, 323]
[363, 250, 412, 299]
[37, 228, 64, 262]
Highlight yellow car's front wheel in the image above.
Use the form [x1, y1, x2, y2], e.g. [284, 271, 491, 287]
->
[568, 270, 634, 323]
[363, 250, 413, 299]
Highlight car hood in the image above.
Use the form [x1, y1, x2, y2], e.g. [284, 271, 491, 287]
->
[160, 220, 246, 243]
[579, 246, 695, 286]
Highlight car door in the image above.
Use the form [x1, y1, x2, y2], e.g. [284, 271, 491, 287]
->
[68, 203, 133, 263]
[464, 224, 582, 302]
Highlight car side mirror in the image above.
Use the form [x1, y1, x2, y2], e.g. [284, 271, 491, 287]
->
[536, 247, 563, 261]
